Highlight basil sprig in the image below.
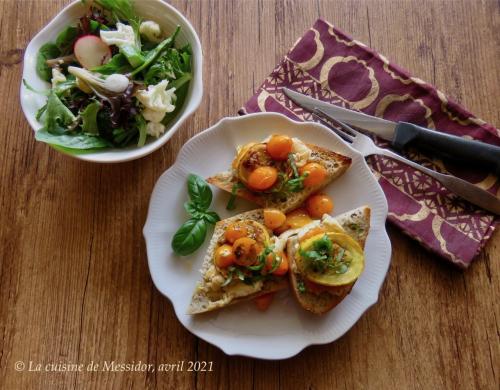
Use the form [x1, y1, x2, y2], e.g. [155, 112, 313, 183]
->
[171, 174, 220, 256]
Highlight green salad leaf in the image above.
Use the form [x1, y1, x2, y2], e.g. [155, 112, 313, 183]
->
[55, 26, 79, 54]
[136, 114, 147, 147]
[144, 44, 192, 86]
[81, 101, 101, 135]
[42, 90, 76, 134]
[35, 130, 109, 150]
[129, 25, 180, 76]
[36, 43, 60, 82]
[92, 53, 132, 75]
[23, 79, 49, 96]
[94, 0, 139, 25]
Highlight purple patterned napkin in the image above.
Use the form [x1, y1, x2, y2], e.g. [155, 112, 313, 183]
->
[240, 19, 499, 268]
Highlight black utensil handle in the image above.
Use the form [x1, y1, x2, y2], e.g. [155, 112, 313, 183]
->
[392, 122, 500, 175]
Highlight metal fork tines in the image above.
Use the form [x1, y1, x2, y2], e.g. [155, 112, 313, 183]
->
[312, 108, 357, 143]
[311, 107, 500, 215]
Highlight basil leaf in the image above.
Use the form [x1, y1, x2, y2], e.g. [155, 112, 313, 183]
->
[171, 218, 208, 256]
[187, 174, 212, 210]
[202, 211, 220, 225]
[297, 280, 306, 293]
[184, 201, 205, 219]
[36, 43, 60, 82]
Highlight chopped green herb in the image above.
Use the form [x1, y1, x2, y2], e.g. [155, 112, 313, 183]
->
[226, 182, 244, 210]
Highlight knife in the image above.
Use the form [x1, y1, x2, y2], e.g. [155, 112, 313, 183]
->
[283, 88, 500, 175]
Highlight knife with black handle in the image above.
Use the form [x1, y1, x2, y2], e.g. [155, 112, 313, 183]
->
[283, 88, 500, 175]
[393, 122, 500, 175]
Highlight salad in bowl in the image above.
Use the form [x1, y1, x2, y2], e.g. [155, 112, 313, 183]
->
[22, 0, 200, 160]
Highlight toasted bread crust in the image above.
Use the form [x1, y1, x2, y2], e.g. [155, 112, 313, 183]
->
[287, 206, 371, 315]
[207, 144, 352, 213]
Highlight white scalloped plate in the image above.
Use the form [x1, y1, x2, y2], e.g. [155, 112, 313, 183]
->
[143, 112, 391, 359]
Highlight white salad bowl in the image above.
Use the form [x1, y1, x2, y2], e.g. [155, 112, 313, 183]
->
[143, 112, 392, 359]
[20, 0, 203, 163]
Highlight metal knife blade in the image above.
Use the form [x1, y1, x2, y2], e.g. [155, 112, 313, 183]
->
[283, 87, 396, 141]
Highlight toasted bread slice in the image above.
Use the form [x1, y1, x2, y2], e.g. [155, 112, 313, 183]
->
[287, 206, 371, 315]
[187, 209, 288, 314]
[207, 144, 351, 213]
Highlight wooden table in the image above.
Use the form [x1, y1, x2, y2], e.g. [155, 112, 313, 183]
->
[1, 0, 498, 389]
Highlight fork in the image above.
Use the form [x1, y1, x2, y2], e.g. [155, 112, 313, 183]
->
[313, 108, 500, 215]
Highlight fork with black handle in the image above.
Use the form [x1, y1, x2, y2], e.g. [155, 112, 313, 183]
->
[313, 108, 500, 215]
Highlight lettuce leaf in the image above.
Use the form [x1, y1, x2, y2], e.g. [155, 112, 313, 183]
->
[35, 130, 109, 150]
[55, 26, 79, 54]
[36, 43, 60, 82]
[81, 101, 102, 135]
[42, 90, 76, 134]
[92, 53, 132, 75]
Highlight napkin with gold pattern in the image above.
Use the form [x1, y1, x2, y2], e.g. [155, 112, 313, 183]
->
[239, 19, 499, 268]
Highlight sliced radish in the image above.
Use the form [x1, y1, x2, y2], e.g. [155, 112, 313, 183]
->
[74, 35, 111, 70]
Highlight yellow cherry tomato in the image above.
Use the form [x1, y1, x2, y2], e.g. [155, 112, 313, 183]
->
[225, 222, 249, 244]
[266, 135, 293, 160]
[263, 208, 287, 230]
[299, 162, 328, 187]
[214, 244, 236, 268]
[306, 194, 334, 218]
[254, 293, 275, 311]
[247, 166, 278, 191]
[233, 237, 261, 266]
[274, 208, 313, 234]
[266, 252, 289, 276]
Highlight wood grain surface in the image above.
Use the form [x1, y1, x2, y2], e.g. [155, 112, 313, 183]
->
[1, 0, 499, 389]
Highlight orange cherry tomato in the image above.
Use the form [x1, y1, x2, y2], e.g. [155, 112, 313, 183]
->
[233, 237, 260, 266]
[247, 166, 278, 191]
[299, 226, 328, 242]
[263, 208, 287, 230]
[266, 135, 293, 160]
[274, 208, 313, 234]
[214, 244, 236, 268]
[254, 293, 275, 311]
[306, 194, 334, 218]
[299, 162, 328, 187]
[225, 222, 249, 244]
[265, 252, 289, 276]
